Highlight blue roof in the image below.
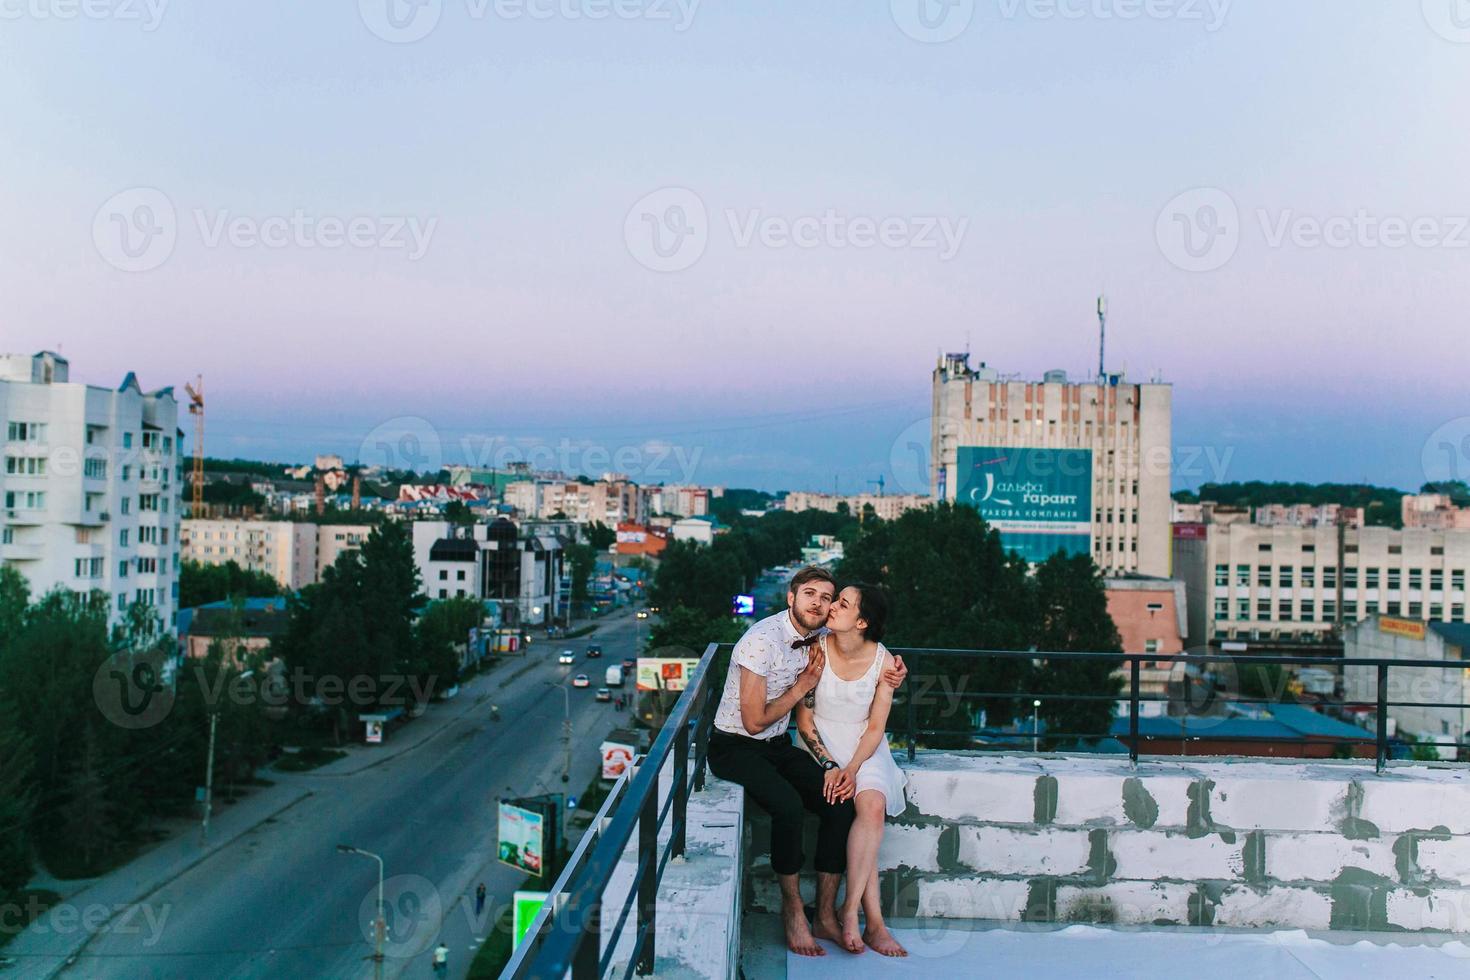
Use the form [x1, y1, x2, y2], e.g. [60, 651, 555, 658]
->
[176, 596, 288, 638]
[1430, 621, 1470, 651]
[1106, 705, 1368, 742]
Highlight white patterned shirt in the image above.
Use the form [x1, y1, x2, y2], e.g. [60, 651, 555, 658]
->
[713, 610, 820, 739]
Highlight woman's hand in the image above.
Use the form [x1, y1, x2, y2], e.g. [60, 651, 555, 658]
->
[823, 766, 855, 804]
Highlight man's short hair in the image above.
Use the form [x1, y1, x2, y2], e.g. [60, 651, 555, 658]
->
[788, 565, 836, 596]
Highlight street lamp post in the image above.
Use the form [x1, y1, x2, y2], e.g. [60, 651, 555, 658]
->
[337, 844, 385, 980]
[1032, 699, 1042, 753]
[544, 681, 572, 783]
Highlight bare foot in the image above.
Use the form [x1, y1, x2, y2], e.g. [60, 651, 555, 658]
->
[811, 912, 843, 945]
[864, 924, 908, 957]
[838, 910, 865, 954]
[783, 906, 825, 957]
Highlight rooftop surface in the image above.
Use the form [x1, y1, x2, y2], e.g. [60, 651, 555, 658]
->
[742, 915, 1470, 979]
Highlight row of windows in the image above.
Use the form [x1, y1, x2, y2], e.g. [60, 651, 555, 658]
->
[6, 456, 46, 476]
[437, 569, 468, 581]
[9, 423, 174, 455]
[1215, 565, 1465, 591]
[1214, 597, 1467, 622]
[5, 491, 44, 510]
[74, 557, 104, 579]
[7, 422, 45, 442]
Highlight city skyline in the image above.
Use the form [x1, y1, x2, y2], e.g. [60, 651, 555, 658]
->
[3, 2, 1468, 492]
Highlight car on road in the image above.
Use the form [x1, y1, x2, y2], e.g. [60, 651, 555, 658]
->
[586, 644, 602, 658]
[649, 605, 660, 613]
[558, 650, 576, 665]
[595, 687, 611, 702]
[572, 674, 591, 688]
[636, 610, 649, 619]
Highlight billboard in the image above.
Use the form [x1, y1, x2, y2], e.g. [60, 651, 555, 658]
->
[601, 738, 637, 780]
[732, 594, 755, 616]
[498, 799, 548, 876]
[1380, 617, 1426, 641]
[512, 891, 550, 950]
[636, 657, 701, 692]
[956, 446, 1093, 563]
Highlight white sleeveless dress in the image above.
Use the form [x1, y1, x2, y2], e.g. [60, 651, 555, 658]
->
[800, 639, 908, 817]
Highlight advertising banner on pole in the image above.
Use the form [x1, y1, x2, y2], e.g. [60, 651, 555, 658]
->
[636, 657, 701, 692]
[955, 446, 1093, 562]
[498, 799, 547, 875]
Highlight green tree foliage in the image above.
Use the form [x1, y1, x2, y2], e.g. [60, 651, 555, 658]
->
[443, 500, 475, 527]
[645, 606, 746, 657]
[0, 709, 35, 898]
[179, 559, 282, 609]
[409, 597, 485, 697]
[1028, 554, 1123, 740]
[648, 540, 745, 619]
[566, 543, 597, 607]
[586, 521, 616, 551]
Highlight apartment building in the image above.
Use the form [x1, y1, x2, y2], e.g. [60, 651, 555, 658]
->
[0, 351, 182, 628]
[410, 518, 564, 625]
[1403, 493, 1470, 531]
[315, 524, 376, 578]
[1174, 522, 1470, 645]
[181, 520, 318, 591]
[1344, 616, 1470, 760]
[931, 354, 1172, 576]
[1254, 503, 1363, 528]
[646, 484, 711, 518]
[504, 479, 644, 525]
[782, 491, 931, 521]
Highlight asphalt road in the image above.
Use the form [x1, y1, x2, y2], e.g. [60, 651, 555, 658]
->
[55, 612, 646, 980]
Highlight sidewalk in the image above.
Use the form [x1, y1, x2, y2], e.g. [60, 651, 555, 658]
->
[0, 635, 575, 979]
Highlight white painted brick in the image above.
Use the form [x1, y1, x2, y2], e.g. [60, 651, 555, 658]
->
[915, 877, 1029, 920]
[1416, 837, 1470, 886]
[1055, 881, 1193, 925]
[1266, 834, 1398, 883]
[1052, 773, 1128, 826]
[956, 826, 1092, 877]
[1130, 773, 1195, 828]
[1209, 777, 1345, 832]
[1359, 779, 1470, 835]
[878, 823, 943, 873]
[1214, 885, 1332, 930]
[1386, 888, 1470, 931]
[1110, 830, 1244, 881]
[904, 767, 1037, 824]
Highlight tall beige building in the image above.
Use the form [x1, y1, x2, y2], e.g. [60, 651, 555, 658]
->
[930, 354, 1172, 576]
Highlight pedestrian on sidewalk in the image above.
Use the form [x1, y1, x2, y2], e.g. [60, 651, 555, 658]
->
[475, 882, 486, 916]
[433, 941, 450, 976]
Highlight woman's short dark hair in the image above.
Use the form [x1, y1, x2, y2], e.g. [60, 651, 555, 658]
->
[850, 583, 889, 643]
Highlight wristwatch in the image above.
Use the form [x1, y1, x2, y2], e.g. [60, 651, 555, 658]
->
[821, 760, 839, 771]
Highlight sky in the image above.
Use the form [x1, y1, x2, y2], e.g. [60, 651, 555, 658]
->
[2, 1, 1469, 493]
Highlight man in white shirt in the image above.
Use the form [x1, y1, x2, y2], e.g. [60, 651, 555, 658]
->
[708, 566, 906, 957]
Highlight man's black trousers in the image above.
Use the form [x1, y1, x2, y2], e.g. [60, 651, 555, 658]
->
[707, 729, 855, 876]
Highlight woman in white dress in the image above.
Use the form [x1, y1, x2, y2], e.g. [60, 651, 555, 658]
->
[794, 584, 908, 957]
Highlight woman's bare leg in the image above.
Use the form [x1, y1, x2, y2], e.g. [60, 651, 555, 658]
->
[839, 791, 886, 953]
[861, 863, 906, 956]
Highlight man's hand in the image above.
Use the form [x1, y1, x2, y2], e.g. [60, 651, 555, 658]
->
[796, 646, 825, 695]
[881, 654, 908, 690]
[823, 766, 854, 804]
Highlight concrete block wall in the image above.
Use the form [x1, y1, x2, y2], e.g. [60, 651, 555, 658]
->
[743, 753, 1470, 933]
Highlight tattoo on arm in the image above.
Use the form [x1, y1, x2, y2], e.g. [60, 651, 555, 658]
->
[799, 726, 833, 766]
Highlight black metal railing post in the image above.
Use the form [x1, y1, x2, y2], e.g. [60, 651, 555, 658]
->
[571, 898, 600, 980]
[1376, 663, 1389, 773]
[672, 717, 691, 859]
[907, 651, 918, 763]
[1129, 657, 1141, 767]
[692, 643, 719, 792]
[636, 764, 659, 975]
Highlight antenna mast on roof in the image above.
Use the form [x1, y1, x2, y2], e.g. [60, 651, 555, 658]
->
[1096, 295, 1107, 382]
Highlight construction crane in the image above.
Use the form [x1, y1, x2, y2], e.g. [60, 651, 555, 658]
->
[185, 376, 204, 517]
[868, 475, 886, 497]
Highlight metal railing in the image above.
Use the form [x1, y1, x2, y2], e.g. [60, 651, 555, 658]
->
[502, 642, 724, 979]
[891, 647, 1470, 773]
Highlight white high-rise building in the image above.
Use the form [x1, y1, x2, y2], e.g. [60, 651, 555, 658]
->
[931, 354, 1173, 577]
[0, 351, 183, 630]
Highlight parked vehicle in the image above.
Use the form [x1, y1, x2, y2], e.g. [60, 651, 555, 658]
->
[572, 674, 591, 688]
[605, 665, 624, 688]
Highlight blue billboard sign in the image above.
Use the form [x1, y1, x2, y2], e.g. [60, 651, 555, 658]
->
[955, 447, 1093, 562]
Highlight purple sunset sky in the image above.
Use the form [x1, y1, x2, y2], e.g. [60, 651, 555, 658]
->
[2, 2, 1468, 492]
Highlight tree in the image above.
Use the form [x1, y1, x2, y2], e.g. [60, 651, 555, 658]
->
[179, 560, 281, 609]
[648, 540, 744, 620]
[586, 521, 616, 551]
[410, 597, 485, 699]
[645, 607, 745, 656]
[1027, 554, 1123, 745]
[0, 709, 35, 898]
[444, 500, 475, 527]
[566, 543, 597, 610]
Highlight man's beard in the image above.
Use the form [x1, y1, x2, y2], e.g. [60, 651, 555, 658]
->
[792, 607, 826, 632]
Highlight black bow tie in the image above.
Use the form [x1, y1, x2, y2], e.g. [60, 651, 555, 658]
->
[791, 635, 821, 650]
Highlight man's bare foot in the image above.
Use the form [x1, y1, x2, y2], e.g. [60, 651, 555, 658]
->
[783, 906, 825, 957]
[837, 910, 865, 954]
[864, 924, 908, 957]
[811, 912, 843, 945]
